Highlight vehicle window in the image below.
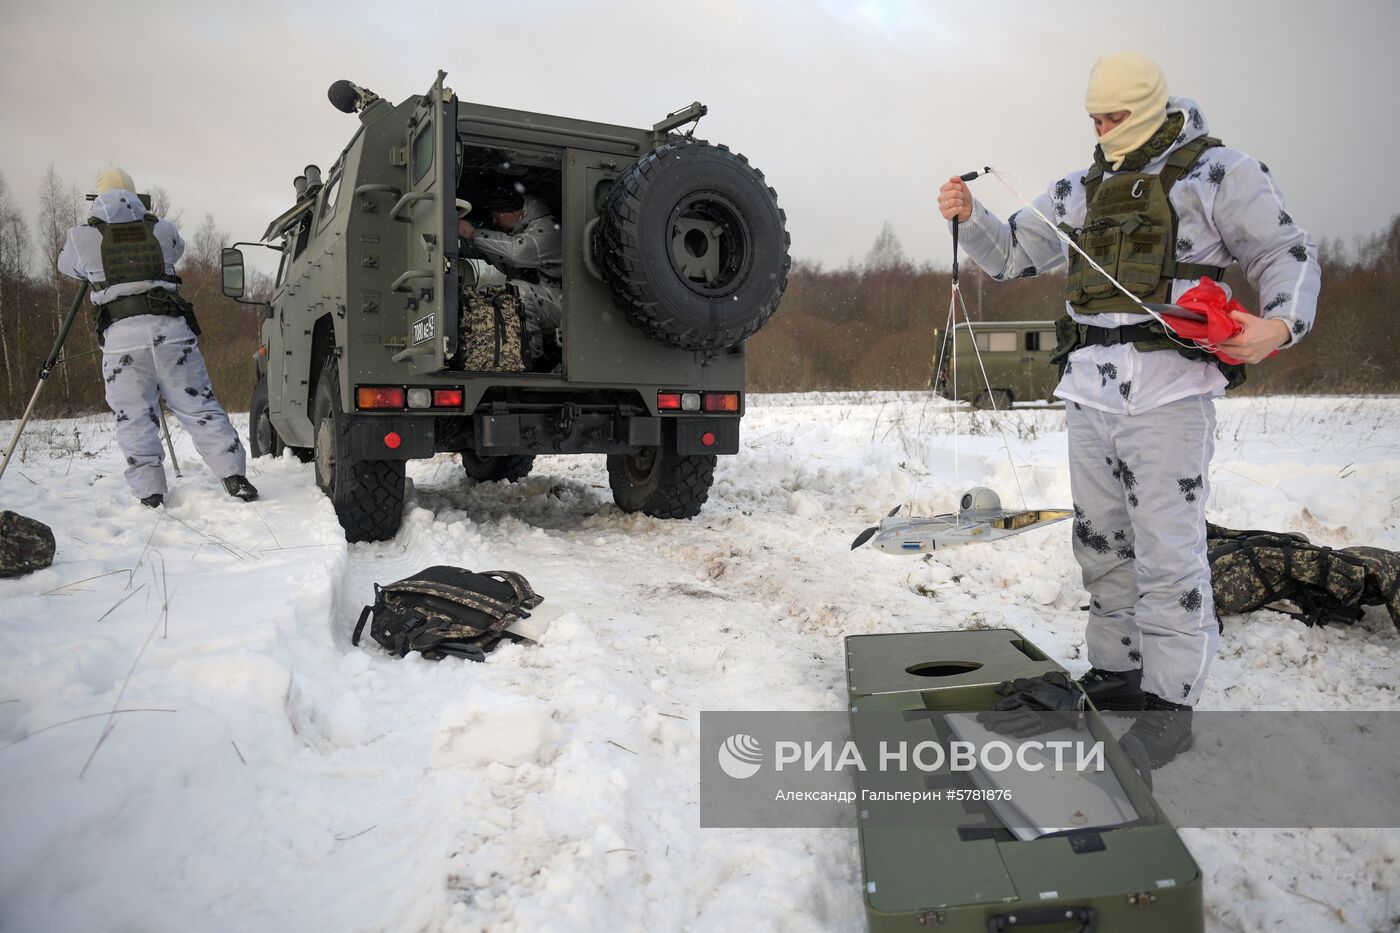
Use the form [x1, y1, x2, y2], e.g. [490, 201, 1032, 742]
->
[974, 331, 1018, 353]
[291, 215, 312, 260]
[275, 242, 292, 286]
[411, 121, 434, 184]
[317, 172, 342, 228]
[1025, 331, 1055, 351]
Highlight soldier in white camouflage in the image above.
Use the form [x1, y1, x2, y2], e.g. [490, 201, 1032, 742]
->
[57, 167, 258, 509]
[938, 53, 1320, 766]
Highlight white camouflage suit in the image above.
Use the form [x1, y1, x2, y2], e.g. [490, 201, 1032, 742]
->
[468, 194, 564, 329]
[58, 190, 246, 500]
[956, 98, 1320, 705]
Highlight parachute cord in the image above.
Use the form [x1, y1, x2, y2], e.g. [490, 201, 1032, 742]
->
[983, 167, 1202, 354]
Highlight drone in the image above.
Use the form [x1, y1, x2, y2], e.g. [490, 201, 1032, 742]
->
[851, 487, 1072, 554]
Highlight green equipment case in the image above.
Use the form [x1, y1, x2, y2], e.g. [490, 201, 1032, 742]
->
[845, 629, 1204, 932]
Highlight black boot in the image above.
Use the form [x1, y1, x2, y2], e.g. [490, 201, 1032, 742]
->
[1077, 667, 1145, 711]
[140, 493, 164, 509]
[1122, 693, 1194, 767]
[222, 474, 259, 502]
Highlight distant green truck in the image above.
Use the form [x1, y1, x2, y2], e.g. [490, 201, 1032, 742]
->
[933, 321, 1060, 409]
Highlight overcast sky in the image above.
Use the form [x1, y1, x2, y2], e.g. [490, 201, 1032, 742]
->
[4, 0, 1396, 277]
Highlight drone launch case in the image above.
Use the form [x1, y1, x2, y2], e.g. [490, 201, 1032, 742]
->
[844, 629, 1203, 932]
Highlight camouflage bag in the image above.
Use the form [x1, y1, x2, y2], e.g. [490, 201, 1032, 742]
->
[351, 565, 543, 661]
[0, 511, 56, 578]
[1207, 524, 1400, 630]
[458, 285, 526, 372]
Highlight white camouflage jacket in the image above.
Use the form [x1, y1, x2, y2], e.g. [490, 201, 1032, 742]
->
[57, 189, 194, 352]
[957, 98, 1320, 414]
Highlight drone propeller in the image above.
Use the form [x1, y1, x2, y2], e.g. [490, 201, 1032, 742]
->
[851, 504, 902, 550]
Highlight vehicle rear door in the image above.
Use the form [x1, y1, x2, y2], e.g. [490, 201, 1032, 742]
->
[395, 71, 459, 375]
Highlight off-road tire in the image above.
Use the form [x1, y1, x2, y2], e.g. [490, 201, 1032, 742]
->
[249, 376, 312, 461]
[248, 377, 283, 459]
[973, 389, 1013, 411]
[313, 363, 405, 542]
[607, 445, 715, 519]
[595, 138, 789, 351]
[461, 452, 535, 483]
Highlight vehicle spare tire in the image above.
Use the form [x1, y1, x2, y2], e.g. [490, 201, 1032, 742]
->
[595, 139, 790, 351]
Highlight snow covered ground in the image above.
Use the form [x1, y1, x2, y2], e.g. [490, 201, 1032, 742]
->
[2, 393, 1397, 932]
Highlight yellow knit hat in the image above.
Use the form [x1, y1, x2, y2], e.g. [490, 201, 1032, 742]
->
[1085, 52, 1169, 169]
[95, 166, 136, 195]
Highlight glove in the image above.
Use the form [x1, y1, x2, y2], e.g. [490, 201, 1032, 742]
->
[976, 671, 1087, 738]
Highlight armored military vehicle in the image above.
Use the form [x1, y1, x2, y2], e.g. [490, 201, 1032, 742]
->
[222, 73, 789, 541]
[933, 320, 1060, 409]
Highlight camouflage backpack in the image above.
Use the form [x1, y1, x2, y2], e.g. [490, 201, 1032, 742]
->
[1207, 524, 1400, 630]
[0, 511, 56, 578]
[458, 285, 529, 372]
[351, 565, 543, 661]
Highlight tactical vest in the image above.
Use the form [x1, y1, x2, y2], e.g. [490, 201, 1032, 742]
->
[90, 214, 171, 291]
[1054, 135, 1247, 388]
[86, 214, 193, 341]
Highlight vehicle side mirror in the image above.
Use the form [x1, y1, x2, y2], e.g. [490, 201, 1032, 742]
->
[221, 247, 245, 299]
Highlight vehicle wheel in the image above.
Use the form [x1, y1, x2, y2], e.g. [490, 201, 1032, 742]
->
[461, 452, 535, 483]
[249, 376, 312, 462]
[312, 363, 405, 542]
[595, 138, 790, 351]
[248, 377, 284, 459]
[607, 444, 715, 519]
[973, 389, 1013, 411]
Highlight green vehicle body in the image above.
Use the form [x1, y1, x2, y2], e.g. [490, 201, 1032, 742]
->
[934, 321, 1060, 408]
[224, 73, 786, 540]
[845, 629, 1204, 932]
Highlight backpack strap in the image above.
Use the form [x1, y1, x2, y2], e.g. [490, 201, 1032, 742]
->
[352, 582, 384, 646]
[352, 605, 373, 646]
[481, 570, 544, 609]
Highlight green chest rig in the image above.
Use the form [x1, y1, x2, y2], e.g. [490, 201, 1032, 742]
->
[86, 214, 194, 343]
[1053, 132, 1247, 389]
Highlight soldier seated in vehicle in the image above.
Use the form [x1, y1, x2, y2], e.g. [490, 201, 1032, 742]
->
[457, 183, 562, 371]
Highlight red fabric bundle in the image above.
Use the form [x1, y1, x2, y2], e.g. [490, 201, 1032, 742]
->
[1158, 277, 1256, 365]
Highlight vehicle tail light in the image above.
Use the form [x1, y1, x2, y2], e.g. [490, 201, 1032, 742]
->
[702, 392, 740, 413]
[356, 386, 405, 410]
[406, 388, 432, 409]
[383, 432, 402, 450]
[433, 388, 464, 408]
[658, 391, 682, 411]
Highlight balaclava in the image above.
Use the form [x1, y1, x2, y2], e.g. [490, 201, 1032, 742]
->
[1085, 52, 1169, 170]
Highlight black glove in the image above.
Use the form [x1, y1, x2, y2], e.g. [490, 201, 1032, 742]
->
[976, 671, 1087, 737]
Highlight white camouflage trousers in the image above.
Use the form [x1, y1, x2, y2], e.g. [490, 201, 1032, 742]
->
[1067, 395, 1219, 706]
[101, 336, 246, 499]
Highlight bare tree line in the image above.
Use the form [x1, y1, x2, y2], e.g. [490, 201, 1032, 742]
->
[1, 168, 1396, 423]
[0, 167, 263, 420]
[749, 219, 1400, 396]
